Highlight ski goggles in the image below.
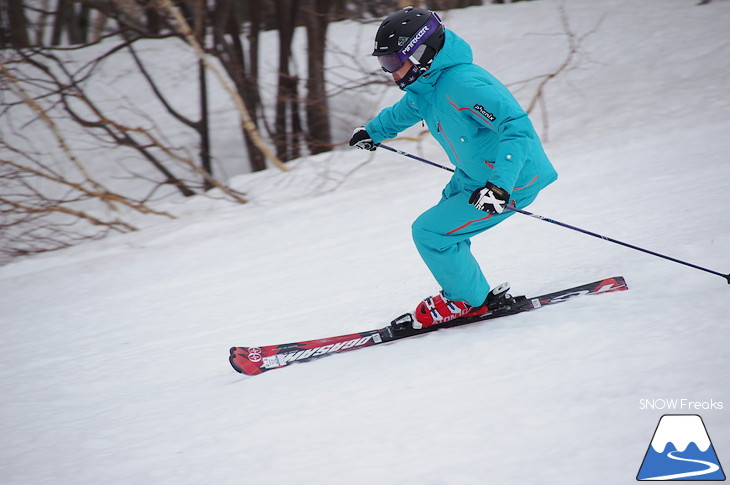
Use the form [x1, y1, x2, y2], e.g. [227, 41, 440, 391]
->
[377, 12, 443, 73]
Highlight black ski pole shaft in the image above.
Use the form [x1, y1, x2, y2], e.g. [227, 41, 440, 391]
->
[505, 206, 729, 283]
[380, 143, 455, 173]
[380, 143, 729, 284]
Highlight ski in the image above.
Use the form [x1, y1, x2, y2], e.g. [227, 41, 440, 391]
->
[229, 276, 628, 375]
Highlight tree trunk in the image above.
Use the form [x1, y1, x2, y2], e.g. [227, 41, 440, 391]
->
[2, 0, 30, 47]
[51, 0, 70, 45]
[198, 59, 212, 189]
[193, 0, 212, 189]
[274, 0, 300, 162]
[304, 0, 331, 155]
[244, 0, 267, 171]
[213, 0, 267, 172]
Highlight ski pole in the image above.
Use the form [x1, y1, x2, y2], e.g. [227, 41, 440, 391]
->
[380, 143, 455, 173]
[379, 143, 730, 284]
[506, 206, 729, 283]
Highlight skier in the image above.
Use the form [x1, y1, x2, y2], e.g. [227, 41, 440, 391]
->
[349, 7, 558, 329]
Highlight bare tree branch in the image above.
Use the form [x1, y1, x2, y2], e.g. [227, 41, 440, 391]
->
[154, 0, 290, 172]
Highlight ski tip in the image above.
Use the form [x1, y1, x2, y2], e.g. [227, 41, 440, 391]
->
[228, 348, 247, 374]
[229, 354, 245, 374]
[229, 347, 264, 376]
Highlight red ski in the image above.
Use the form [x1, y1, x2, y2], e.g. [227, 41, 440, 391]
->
[229, 276, 628, 375]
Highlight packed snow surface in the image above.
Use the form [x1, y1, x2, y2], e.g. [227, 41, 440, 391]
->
[1, 0, 729, 484]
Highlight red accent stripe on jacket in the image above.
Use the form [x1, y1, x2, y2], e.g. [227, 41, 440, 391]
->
[446, 96, 495, 129]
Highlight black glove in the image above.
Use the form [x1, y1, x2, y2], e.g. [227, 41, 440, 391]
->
[469, 182, 510, 213]
[349, 127, 377, 151]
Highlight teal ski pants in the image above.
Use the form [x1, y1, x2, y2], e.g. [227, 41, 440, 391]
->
[412, 183, 538, 307]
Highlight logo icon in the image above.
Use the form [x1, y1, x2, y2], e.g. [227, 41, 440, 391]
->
[637, 414, 725, 481]
[247, 347, 262, 363]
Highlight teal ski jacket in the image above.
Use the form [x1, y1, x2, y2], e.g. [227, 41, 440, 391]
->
[366, 29, 557, 199]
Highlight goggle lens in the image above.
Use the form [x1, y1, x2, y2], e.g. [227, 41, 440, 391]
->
[379, 53, 405, 73]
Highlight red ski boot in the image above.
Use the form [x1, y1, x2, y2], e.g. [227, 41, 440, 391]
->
[412, 283, 511, 330]
[413, 292, 489, 329]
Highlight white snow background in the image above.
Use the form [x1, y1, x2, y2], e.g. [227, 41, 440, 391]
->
[1, 0, 729, 483]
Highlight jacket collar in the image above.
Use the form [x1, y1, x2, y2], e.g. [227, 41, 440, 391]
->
[405, 29, 473, 95]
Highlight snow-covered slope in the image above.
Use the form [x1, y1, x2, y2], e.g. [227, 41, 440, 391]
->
[1, 1, 729, 484]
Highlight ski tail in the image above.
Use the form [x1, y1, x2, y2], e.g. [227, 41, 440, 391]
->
[538, 275, 627, 304]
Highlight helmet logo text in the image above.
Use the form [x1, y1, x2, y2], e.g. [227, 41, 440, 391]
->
[403, 25, 430, 54]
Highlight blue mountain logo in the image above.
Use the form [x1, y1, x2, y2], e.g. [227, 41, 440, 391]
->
[637, 414, 725, 481]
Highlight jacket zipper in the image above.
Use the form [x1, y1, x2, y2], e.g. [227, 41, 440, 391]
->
[437, 122, 461, 166]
